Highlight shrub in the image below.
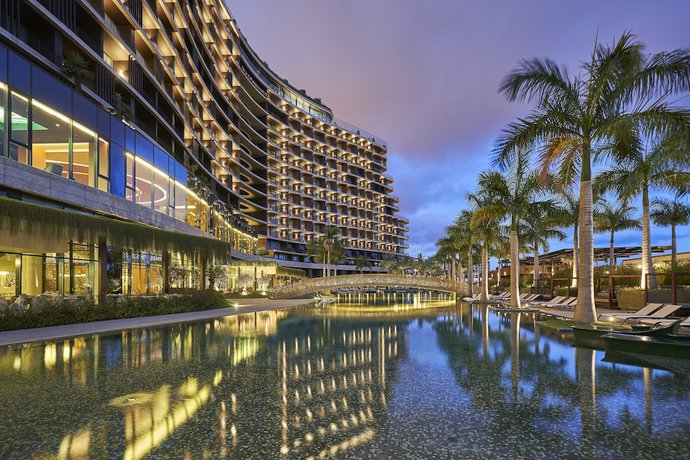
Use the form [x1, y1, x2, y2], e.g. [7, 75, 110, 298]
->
[0, 291, 226, 332]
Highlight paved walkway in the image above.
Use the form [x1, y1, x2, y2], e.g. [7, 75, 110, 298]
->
[0, 298, 313, 347]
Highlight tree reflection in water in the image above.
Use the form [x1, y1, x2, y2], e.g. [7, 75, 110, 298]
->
[434, 304, 690, 458]
[0, 304, 689, 459]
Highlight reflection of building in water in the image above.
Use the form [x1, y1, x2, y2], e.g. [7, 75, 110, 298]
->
[0, 310, 407, 459]
[270, 319, 405, 458]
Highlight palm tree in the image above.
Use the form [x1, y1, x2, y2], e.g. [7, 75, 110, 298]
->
[594, 198, 640, 271]
[468, 193, 503, 301]
[522, 204, 566, 287]
[596, 134, 690, 287]
[472, 150, 554, 308]
[557, 188, 581, 288]
[306, 226, 345, 277]
[495, 33, 690, 322]
[651, 197, 690, 268]
[456, 210, 478, 297]
[354, 256, 371, 275]
[435, 236, 458, 280]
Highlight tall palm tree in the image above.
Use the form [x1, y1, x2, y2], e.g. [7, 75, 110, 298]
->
[495, 33, 690, 322]
[468, 193, 503, 301]
[306, 226, 345, 277]
[594, 198, 640, 271]
[472, 150, 553, 308]
[522, 205, 566, 286]
[596, 134, 690, 287]
[557, 188, 581, 288]
[354, 256, 371, 275]
[456, 210, 478, 297]
[651, 197, 690, 268]
[435, 237, 453, 279]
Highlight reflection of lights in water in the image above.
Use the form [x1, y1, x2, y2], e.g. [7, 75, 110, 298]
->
[110, 372, 222, 460]
[44, 343, 56, 369]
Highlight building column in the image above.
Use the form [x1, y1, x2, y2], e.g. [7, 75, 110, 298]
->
[97, 237, 107, 304]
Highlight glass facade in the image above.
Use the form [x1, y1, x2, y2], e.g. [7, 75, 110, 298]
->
[0, 68, 257, 255]
[0, 244, 98, 300]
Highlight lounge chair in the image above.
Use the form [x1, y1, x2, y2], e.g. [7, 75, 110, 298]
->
[622, 304, 684, 325]
[533, 296, 566, 307]
[542, 297, 578, 310]
[598, 303, 666, 322]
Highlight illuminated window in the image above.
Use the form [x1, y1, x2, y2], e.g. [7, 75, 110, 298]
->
[9, 91, 29, 164]
[97, 139, 109, 192]
[30, 100, 71, 180]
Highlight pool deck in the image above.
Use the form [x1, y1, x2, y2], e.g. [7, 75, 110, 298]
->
[0, 298, 313, 347]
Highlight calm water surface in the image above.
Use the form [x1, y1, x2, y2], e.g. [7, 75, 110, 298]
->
[1, 302, 690, 459]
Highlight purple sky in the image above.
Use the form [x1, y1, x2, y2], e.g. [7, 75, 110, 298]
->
[229, 0, 690, 257]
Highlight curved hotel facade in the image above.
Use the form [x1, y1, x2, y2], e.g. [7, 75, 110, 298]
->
[0, 0, 407, 298]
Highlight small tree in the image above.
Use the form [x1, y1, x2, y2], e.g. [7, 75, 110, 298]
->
[62, 51, 94, 89]
[354, 256, 371, 274]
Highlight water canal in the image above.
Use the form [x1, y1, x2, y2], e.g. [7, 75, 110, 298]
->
[1, 302, 689, 459]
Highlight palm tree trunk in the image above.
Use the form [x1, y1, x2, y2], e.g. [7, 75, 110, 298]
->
[571, 224, 578, 288]
[609, 230, 615, 273]
[533, 243, 540, 287]
[458, 256, 465, 295]
[497, 259, 502, 290]
[451, 256, 457, 283]
[641, 186, 656, 289]
[467, 249, 473, 297]
[574, 153, 596, 323]
[672, 224, 677, 269]
[481, 242, 489, 301]
[510, 229, 521, 308]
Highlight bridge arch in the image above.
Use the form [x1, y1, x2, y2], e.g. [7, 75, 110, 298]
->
[270, 274, 466, 299]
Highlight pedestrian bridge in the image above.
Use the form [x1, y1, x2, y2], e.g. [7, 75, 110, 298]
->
[270, 274, 466, 299]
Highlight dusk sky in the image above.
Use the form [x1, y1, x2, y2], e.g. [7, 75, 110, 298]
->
[230, 1, 690, 258]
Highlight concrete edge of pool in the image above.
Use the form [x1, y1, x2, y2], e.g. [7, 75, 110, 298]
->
[0, 299, 314, 347]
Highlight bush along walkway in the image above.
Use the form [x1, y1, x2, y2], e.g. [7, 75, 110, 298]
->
[0, 291, 227, 332]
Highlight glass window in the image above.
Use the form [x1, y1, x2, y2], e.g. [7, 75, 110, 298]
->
[97, 138, 109, 192]
[186, 191, 199, 227]
[10, 91, 29, 145]
[30, 100, 71, 179]
[72, 121, 96, 187]
[153, 169, 169, 215]
[0, 253, 17, 300]
[174, 180, 187, 222]
[0, 83, 5, 157]
[126, 152, 135, 201]
[134, 157, 154, 208]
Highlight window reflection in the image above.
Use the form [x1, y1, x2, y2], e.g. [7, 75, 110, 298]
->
[30, 100, 71, 179]
[72, 121, 96, 187]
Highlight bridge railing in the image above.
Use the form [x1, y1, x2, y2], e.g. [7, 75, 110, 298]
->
[270, 274, 466, 299]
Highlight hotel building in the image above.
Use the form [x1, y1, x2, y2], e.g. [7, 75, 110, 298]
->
[0, 0, 408, 299]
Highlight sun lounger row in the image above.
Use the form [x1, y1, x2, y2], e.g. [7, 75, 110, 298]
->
[598, 303, 684, 324]
[534, 296, 578, 309]
[497, 293, 541, 304]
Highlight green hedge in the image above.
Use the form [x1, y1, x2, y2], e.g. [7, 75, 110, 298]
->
[555, 287, 578, 297]
[0, 291, 227, 331]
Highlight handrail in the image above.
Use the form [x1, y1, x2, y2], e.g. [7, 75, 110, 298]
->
[270, 274, 466, 299]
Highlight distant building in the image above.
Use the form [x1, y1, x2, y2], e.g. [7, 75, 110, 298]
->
[621, 251, 690, 268]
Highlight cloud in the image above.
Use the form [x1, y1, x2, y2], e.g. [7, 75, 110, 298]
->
[229, 0, 690, 256]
